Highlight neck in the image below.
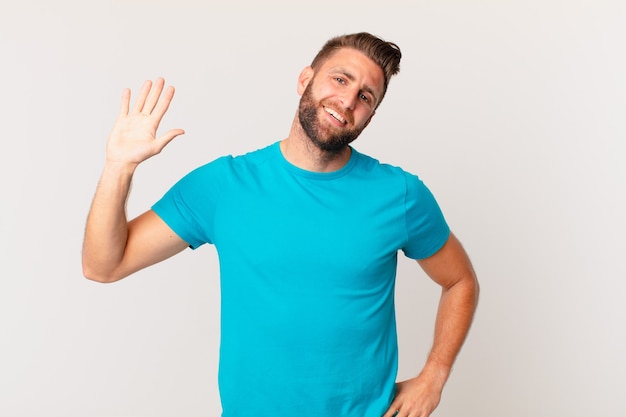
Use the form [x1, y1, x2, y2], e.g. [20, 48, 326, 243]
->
[280, 114, 352, 173]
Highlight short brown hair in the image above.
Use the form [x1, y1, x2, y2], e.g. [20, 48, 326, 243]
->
[311, 32, 402, 105]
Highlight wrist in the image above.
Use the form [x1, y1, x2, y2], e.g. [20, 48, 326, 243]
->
[103, 159, 139, 177]
[418, 361, 451, 389]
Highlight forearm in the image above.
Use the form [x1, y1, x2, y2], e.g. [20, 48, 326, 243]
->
[421, 274, 479, 385]
[82, 162, 137, 281]
[383, 274, 478, 417]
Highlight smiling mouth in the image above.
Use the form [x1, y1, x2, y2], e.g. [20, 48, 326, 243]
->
[324, 106, 347, 124]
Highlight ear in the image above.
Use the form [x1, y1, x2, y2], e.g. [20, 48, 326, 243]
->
[297, 66, 314, 95]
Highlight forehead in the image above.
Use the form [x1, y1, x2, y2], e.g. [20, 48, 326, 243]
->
[318, 48, 385, 94]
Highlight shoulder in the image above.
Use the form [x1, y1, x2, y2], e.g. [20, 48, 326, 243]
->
[184, 142, 278, 180]
[351, 149, 442, 209]
[228, 142, 278, 171]
[352, 148, 421, 185]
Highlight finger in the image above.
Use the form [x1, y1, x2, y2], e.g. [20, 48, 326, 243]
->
[118, 88, 131, 117]
[142, 77, 165, 115]
[132, 80, 153, 113]
[382, 403, 401, 417]
[153, 128, 185, 153]
[151, 85, 176, 120]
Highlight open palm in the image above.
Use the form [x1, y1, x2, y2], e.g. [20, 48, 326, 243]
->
[106, 77, 184, 166]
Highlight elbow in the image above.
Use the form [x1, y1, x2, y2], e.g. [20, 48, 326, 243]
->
[82, 259, 124, 284]
[82, 269, 119, 284]
[472, 268, 480, 293]
[467, 272, 480, 307]
[450, 270, 480, 307]
[463, 268, 480, 298]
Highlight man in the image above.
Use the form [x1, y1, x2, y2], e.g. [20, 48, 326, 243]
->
[83, 32, 479, 417]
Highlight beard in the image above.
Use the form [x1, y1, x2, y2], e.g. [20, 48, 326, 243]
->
[298, 80, 366, 154]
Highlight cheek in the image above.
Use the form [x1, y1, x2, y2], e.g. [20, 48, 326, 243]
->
[356, 110, 374, 127]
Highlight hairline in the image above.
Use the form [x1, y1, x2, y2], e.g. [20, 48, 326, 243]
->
[311, 47, 385, 108]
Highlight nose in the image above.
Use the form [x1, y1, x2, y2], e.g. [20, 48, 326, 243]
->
[339, 88, 358, 110]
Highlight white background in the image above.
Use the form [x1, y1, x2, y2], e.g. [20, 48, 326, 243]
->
[1, 1, 624, 416]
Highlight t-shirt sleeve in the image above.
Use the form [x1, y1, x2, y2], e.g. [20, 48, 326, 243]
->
[151, 156, 230, 249]
[401, 172, 450, 260]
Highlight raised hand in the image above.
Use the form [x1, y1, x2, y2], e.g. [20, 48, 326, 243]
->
[106, 77, 185, 167]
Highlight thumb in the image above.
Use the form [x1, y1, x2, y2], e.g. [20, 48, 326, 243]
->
[154, 128, 185, 152]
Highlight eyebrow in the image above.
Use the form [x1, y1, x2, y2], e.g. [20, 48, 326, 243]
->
[330, 67, 380, 105]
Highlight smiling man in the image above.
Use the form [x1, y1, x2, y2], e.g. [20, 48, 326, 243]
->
[296, 47, 382, 156]
[82, 32, 479, 417]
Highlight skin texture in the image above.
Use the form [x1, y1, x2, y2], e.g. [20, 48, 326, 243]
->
[82, 48, 479, 417]
[296, 49, 381, 154]
[383, 234, 478, 417]
[81, 78, 188, 282]
[280, 48, 382, 171]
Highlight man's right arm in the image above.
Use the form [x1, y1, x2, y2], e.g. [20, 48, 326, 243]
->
[81, 165, 188, 283]
[82, 78, 186, 283]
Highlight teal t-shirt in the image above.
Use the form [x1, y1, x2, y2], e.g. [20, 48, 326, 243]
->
[152, 142, 449, 417]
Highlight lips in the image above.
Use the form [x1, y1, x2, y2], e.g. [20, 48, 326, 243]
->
[323, 106, 347, 125]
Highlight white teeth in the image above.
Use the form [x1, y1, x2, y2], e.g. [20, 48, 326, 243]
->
[324, 107, 345, 124]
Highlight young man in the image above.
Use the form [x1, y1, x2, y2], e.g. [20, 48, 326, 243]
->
[83, 32, 479, 417]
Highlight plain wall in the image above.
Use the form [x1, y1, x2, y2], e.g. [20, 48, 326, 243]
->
[1, 1, 624, 416]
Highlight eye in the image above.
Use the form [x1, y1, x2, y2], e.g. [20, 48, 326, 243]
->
[359, 93, 370, 102]
[335, 77, 345, 84]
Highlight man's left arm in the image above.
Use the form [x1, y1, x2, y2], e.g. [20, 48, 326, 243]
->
[384, 232, 479, 417]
